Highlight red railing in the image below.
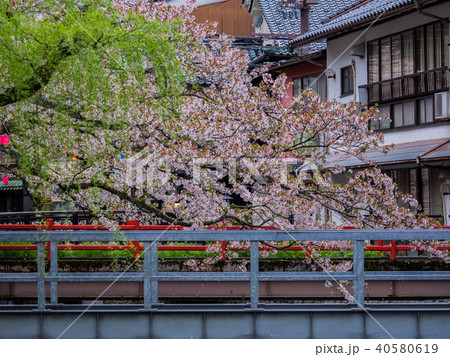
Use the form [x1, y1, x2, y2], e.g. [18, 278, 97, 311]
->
[0, 219, 449, 261]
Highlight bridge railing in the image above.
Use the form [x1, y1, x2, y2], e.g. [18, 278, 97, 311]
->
[0, 230, 449, 311]
[1, 220, 449, 261]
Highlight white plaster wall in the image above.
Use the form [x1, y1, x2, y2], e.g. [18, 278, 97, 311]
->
[321, 3, 450, 225]
[326, 2, 450, 103]
[258, 16, 271, 34]
[326, 30, 368, 103]
[249, 0, 271, 34]
[382, 125, 450, 145]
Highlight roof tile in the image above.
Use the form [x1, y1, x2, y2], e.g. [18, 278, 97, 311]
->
[259, 0, 360, 35]
[289, 0, 418, 46]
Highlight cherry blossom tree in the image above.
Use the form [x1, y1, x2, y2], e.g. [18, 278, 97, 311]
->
[2, 0, 448, 299]
[0, 0, 434, 232]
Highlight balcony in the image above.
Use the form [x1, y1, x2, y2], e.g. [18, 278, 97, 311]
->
[359, 67, 449, 105]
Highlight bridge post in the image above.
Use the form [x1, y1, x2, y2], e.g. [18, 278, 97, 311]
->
[50, 241, 58, 305]
[151, 241, 158, 305]
[353, 238, 365, 308]
[144, 242, 151, 309]
[250, 240, 259, 310]
[143, 241, 158, 309]
[37, 242, 46, 310]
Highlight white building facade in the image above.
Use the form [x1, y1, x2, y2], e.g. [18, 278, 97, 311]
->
[290, 0, 450, 225]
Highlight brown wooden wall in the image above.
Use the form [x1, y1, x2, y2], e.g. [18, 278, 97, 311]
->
[192, 0, 253, 36]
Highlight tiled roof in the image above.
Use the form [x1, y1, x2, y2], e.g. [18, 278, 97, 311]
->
[258, 0, 361, 36]
[325, 138, 450, 168]
[289, 0, 430, 46]
[231, 36, 295, 67]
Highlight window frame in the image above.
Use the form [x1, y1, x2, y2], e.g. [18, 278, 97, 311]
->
[369, 95, 439, 131]
[341, 65, 354, 97]
[292, 73, 321, 97]
[367, 21, 448, 85]
[366, 21, 449, 131]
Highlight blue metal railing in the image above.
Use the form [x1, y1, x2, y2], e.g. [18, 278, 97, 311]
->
[0, 230, 449, 311]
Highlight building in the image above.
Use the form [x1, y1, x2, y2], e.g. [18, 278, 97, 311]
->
[241, 0, 362, 103]
[168, 0, 254, 36]
[0, 131, 34, 213]
[289, 0, 450, 225]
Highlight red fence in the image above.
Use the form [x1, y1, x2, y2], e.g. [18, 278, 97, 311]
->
[0, 219, 449, 261]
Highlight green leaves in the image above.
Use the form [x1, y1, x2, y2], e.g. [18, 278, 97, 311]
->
[0, 0, 192, 210]
[0, 0, 185, 107]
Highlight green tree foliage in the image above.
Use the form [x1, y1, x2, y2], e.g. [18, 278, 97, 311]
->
[0, 0, 188, 209]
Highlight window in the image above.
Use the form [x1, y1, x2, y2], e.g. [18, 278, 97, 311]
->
[370, 96, 437, 130]
[392, 101, 415, 127]
[369, 105, 391, 130]
[293, 73, 320, 96]
[385, 169, 416, 209]
[366, 21, 449, 104]
[293, 74, 322, 155]
[418, 97, 434, 124]
[366, 21, 449, 130]
[368, 23, 448, 84]
[368, 41, 379, 100]
[341, 66, 354, 97]
[384, 167, 444, 223]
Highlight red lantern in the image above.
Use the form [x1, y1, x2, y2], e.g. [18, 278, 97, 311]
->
[0, 136, 10, 146]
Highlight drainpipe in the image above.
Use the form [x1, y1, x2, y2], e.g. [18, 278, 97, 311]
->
[414, 0, 450, 23]
[351, 60, 357, 101]
[415, 157, 424, 214]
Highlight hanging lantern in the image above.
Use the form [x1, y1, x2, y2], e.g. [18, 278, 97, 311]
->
[2, 177, 9, 185]
[0, 136, 10, 146]
[0, 135, 10, 153]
